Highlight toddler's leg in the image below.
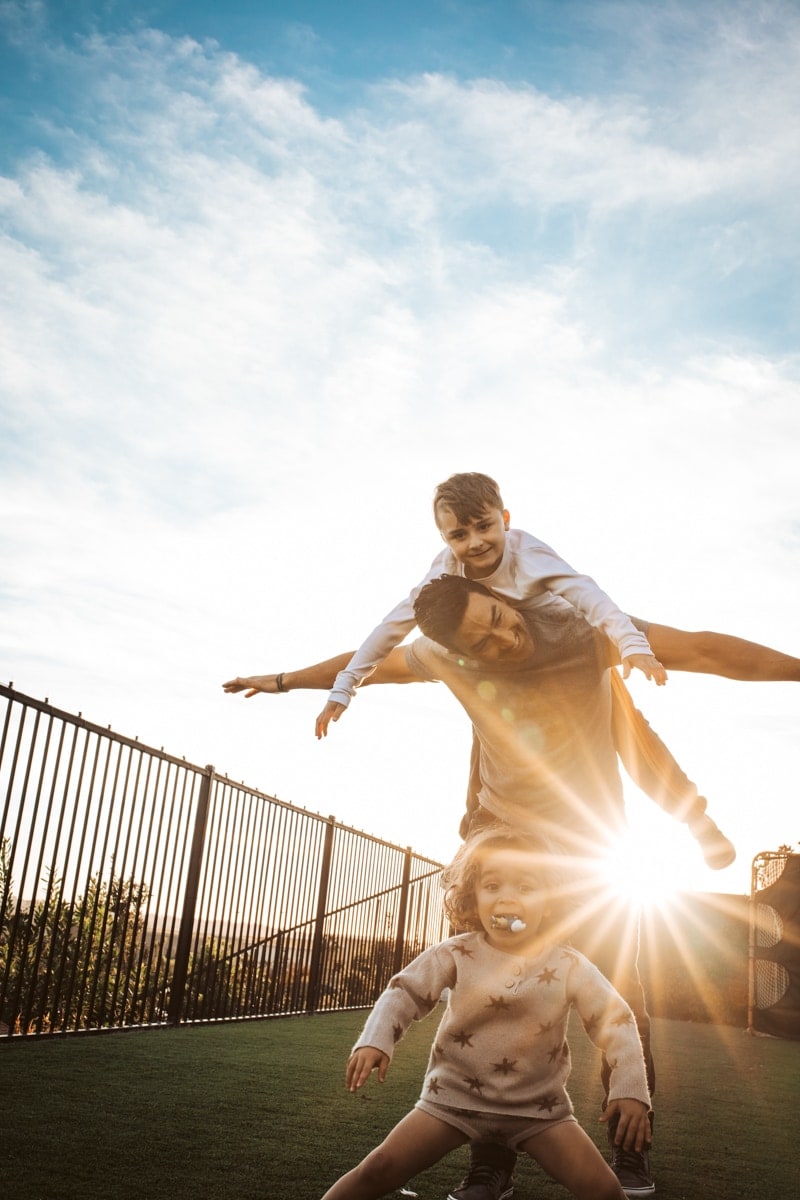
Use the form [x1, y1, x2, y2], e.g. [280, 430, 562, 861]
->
[320, 1108, 466, 1200]
[519, 1121, 625, 1200]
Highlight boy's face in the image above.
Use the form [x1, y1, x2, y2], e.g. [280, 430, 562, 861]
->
[435, 503, 510, 579]
[476, 848, 548, 952]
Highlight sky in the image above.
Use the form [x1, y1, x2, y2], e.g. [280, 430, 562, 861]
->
[1, 0, 799, 898]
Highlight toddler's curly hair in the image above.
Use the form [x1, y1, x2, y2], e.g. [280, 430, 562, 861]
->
[441, 823, 566, 933]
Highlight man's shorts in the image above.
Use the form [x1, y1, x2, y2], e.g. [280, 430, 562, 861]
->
[416, 1098, 576, 1150]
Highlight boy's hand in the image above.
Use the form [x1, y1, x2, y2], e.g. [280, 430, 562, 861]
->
[315, 700, 346, 739]
[599, 1099, 652, 1151]
[222, 675, 281, 697]
[345, 1046, 389, 1092]
[622, 654, 667, 686]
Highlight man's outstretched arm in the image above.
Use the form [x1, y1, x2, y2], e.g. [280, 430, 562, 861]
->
[223, 646, 423, 726]
[647, 623, 800, 681]
[223, 652, 355, 698]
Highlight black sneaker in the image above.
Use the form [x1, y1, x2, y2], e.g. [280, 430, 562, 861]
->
[609, 1140, 655, 1197]
[447, 1162, 514, 1200]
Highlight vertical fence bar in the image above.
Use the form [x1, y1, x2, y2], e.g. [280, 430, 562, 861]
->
[306, 816, 336, 1014]
[167, 764, 213, 1025]
[392, 848, 413, 976]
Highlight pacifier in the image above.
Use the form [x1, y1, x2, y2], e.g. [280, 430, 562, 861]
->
[490, 915, 527, 932]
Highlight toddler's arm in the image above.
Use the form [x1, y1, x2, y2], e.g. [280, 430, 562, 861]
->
[345, 1046, 389, 1092]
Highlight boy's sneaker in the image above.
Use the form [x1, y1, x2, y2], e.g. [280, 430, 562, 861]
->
[609, 1140, 655, 1197]
[447, 1161, 513, 1200]
[689, 813, 736, 870]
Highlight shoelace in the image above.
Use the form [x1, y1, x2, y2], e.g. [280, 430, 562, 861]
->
[611, 1143, 649, 1176]
[459, 1163, 509, 1188]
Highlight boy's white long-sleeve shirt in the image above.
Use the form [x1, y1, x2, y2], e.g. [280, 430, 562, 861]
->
[354, 932, 651, 1121]
[329, 530, 653, 706]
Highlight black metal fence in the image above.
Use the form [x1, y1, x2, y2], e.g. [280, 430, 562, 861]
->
[0, 684, 448, 1039]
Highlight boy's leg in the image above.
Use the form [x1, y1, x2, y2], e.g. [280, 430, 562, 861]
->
[609, 671, 735, 869]
[459, 728, 485, 839]
[320, 1108, 466, 1200]
[519, 1121, 626, 1200]
[646, 623, 800, 681]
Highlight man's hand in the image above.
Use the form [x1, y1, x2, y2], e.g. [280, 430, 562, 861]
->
[315, 700, 346, 739]
[345, 1046, 389, 1092]
[622, 654, 667, 686]
[222, 675, 281, 698]
[599, 1098, 652, 1151]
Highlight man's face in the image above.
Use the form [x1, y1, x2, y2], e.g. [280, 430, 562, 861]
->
[435, 503, 509, 579]
[449, 591, 535, 665]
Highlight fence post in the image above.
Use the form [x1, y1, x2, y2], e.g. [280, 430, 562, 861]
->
[306, 816, 336, 1013]
[392, 848, 413, 976]
[167, 764, 214, 1025]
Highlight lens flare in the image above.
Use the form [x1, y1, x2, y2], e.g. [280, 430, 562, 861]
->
[600, 827, 678, 911]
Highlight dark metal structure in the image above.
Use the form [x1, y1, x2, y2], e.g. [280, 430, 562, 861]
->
[0, 684, 447, 1039]
[748, 849, 800, 1039]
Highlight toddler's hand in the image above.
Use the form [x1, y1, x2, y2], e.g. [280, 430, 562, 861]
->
[600, 1098, 651, 1151]
[345, 1047, 389, 1092]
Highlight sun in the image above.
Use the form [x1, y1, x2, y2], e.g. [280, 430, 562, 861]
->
[599, 827, 679, 911]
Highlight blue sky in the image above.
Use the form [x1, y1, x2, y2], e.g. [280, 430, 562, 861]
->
[2, 0, 799, 894]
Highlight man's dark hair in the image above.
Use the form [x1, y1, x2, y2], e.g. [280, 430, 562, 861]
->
[432, 472, 505, 526]
[413, 574, 494, 651]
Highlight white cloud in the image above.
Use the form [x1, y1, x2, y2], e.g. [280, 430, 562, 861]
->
[1, 7, 799, 884]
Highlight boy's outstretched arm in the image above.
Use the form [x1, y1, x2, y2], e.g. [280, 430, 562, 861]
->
[345, 1046, 390, 1092]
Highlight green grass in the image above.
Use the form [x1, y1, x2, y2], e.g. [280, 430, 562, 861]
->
[2, 1013, 797, 1200]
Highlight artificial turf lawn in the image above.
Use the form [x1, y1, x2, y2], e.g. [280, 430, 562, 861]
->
[1, 1012, 797, 1199]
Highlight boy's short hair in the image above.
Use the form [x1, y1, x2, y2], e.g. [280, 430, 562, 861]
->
[413, 574, 493, 652]
[441, 823, 564, 932]
[433, 472, 505, 526]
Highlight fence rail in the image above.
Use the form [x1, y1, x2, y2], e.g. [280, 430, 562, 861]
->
[0, 684, 447, 1039]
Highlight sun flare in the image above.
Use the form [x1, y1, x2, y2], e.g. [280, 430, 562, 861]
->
[600, 828, 679, 911]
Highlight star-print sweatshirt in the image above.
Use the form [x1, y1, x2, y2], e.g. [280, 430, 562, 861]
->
[354, 932, 651, 1120]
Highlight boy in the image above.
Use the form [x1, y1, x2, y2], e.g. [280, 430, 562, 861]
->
[315, 472, 666, 739]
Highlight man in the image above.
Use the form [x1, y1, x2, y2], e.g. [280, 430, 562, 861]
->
[223, 581, 796, 1199]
